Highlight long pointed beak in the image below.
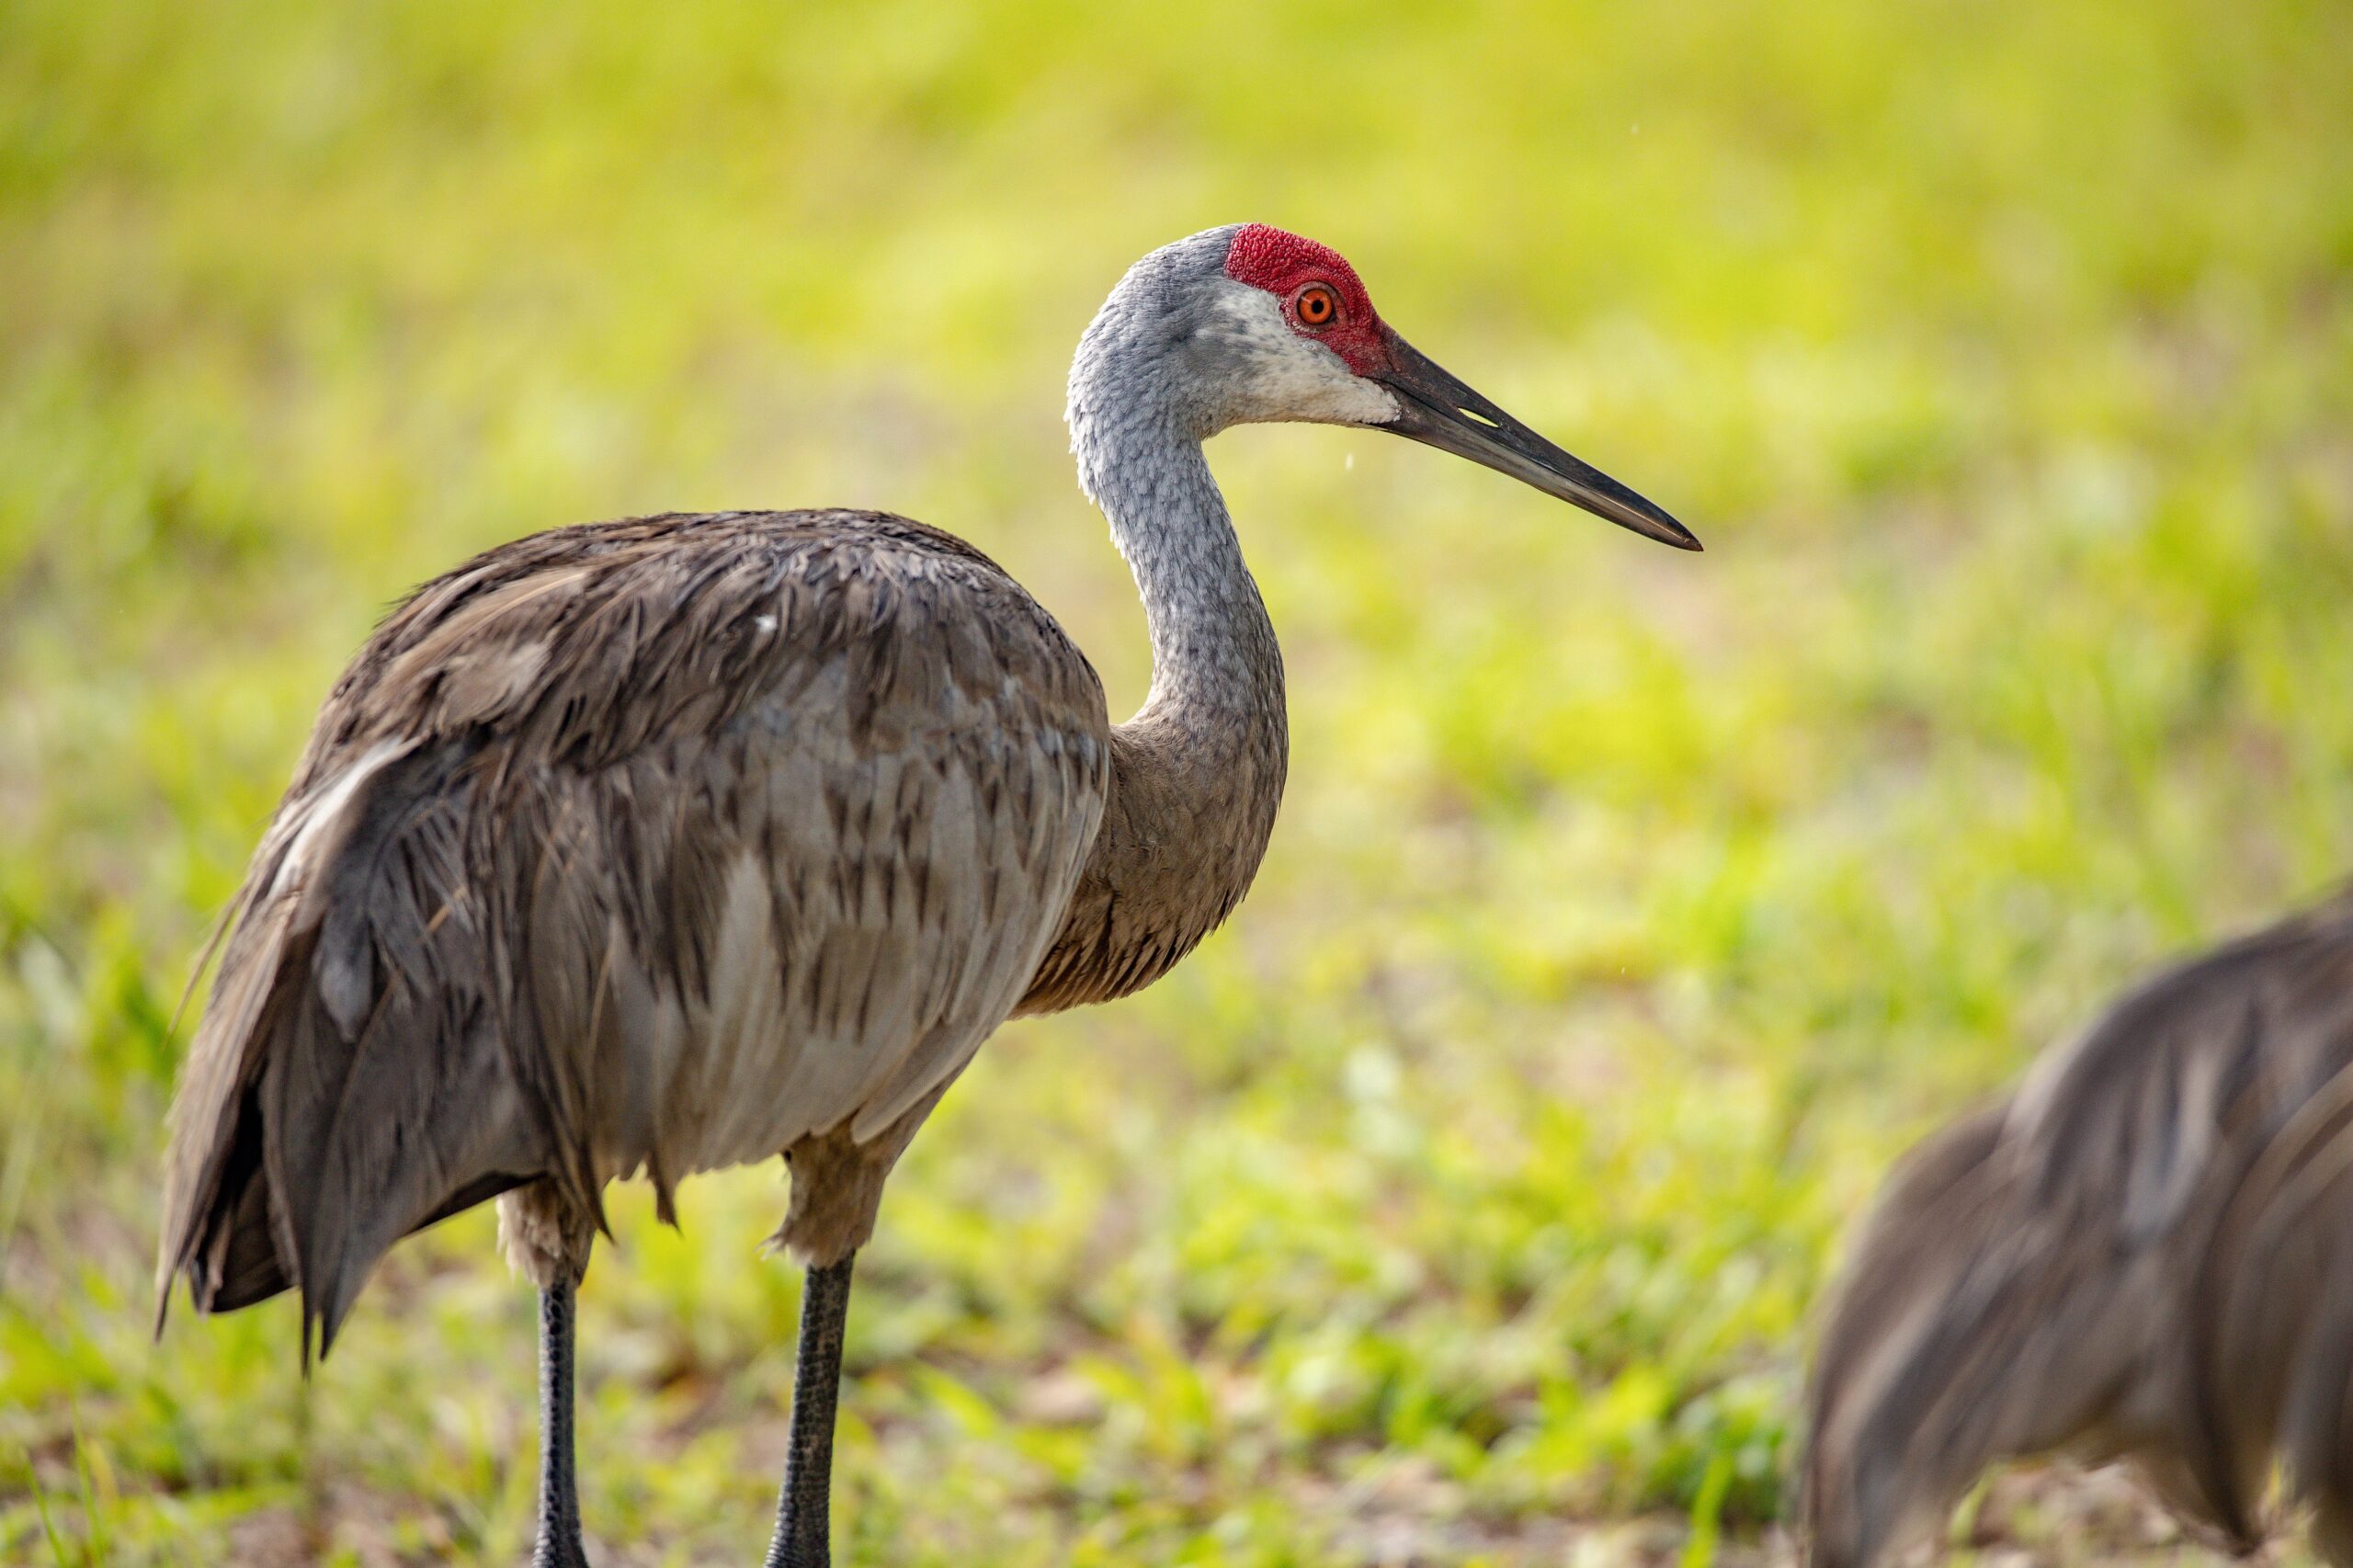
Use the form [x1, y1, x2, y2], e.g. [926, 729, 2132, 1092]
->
[1371, 327, 1699, 551]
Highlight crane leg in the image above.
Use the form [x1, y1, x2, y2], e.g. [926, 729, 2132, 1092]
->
[532, 1278, 592, 1568]
[762, 1253, 857, 1568]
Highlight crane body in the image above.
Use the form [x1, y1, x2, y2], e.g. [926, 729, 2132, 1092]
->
[158, 224, 1696, 1566]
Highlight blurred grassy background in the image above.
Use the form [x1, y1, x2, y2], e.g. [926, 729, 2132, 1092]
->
[6, 0, 2353, 1562]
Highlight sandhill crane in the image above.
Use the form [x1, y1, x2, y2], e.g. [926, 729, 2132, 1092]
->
[1804, 887, 2353, 1567]
[154, 224, 1698, 1566]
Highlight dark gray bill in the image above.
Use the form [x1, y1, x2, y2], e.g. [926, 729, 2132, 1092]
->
[1372, 327, 1699, 551]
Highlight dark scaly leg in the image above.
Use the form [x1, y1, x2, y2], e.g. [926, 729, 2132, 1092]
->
[762, 1253, 857, 1568]
[533, 1278, 591, 1568]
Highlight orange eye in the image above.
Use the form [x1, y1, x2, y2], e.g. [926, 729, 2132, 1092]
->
[1294, 284, 1338, 327]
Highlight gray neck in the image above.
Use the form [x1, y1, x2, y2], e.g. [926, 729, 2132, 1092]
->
[1014, 398, 1292, 1019]
[1061, 389, 1290, 994]
[1071, 397, 1286, 755]
[1086, 426, 1279, 723]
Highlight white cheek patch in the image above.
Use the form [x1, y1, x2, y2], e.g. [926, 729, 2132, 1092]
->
[1291, 365, 1403, 426]
[1207, 286, 1402, 426]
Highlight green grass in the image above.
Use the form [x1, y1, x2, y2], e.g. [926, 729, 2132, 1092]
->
[6, 0, 2353, 1562]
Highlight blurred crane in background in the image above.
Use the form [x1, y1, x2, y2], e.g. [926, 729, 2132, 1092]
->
[1806, 887, 2353, 1567]
[153, 223, 1697, 1567]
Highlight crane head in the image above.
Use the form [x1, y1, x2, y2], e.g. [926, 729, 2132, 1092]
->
[1073, 224, 1698, 551]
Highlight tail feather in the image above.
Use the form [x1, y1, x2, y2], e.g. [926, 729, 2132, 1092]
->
[156, 886, 304, 1320]
[199, 1103, 290, 1312]
[157, 739, 556, 1357]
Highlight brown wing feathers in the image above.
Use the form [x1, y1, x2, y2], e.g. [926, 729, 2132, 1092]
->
[1804, 891, 2353, 1566]
[158, 510, 1112, 1356]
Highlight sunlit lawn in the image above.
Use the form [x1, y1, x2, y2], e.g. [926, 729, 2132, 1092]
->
[6, 0, 2353, 1562]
